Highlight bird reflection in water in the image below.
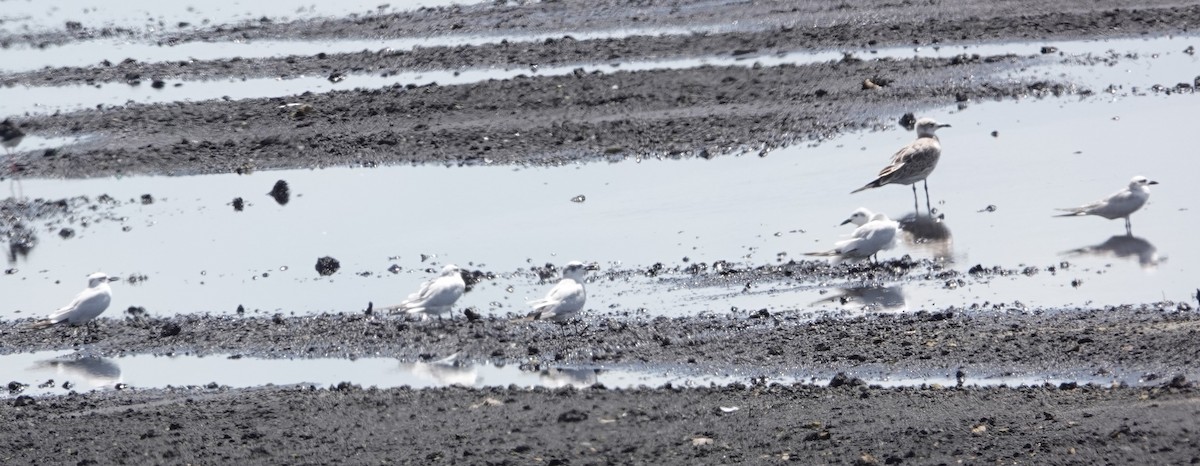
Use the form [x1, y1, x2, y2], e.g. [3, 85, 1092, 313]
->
[31, 356, 122, 389]
[6, 227, 36, 264]
[1064, 235, 1162, 268]
[897, 213, 953, 261]
[813, 285, 907, 312]
[538, 367, 599, 388]
[399, 353, 479, 386]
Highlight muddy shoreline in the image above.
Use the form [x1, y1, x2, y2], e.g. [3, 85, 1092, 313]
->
[4, 382, 1197, 465]
[4, 0, 1200, 463]
[3, 302, 1196, 378]
[4, 0, 1195, 50]
[12, 53, 1062, 179]
[8, 3, 1200, 88]
[7, 1, 1189, 178]
[3, 303, 1199, 464]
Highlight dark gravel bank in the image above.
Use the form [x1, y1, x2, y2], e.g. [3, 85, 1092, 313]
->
[3, 381, 1196, 465]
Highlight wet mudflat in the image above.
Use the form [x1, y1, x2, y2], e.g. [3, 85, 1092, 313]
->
[3, 303, 1199, 463]
[3, 0, 1200, 463]
[2, 303, 1198, 379]
[4, 382, 1197, 465]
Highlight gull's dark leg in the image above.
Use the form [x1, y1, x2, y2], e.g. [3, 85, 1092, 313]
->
[1125, 218, 1133, 236]
[923, 180, 932, 215]
[911, 184, 919, 214]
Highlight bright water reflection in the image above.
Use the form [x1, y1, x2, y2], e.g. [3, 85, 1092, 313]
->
[1063, 235, 1161, 269]
[1, 92, 1197, 319]
[898, 214, 953, 262]
[0, 350, 1168, 397]
[812, 285, 908, 313]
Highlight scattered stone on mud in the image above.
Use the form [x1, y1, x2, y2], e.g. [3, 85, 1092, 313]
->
[7, 381, 27, 394]
[124, 306, 149, 321]
[57, 228, 74, 239]
[556, 409, 588, 423]
[160, 322, 182, 337]
[460, 269, 491, 292]
[315, 256, 340, 276]
[231, 197, 244, 211]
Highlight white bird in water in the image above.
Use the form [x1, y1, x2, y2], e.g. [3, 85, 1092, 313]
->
[851, 118, 951, 213]
[31, 356, 123, 389]
[806, 212, 899, 264]
[1063, 235, 1160, 268]
[395, 264, 465, 320]
[524, 261, 595, 322]
[400, 353, 479, 386]
[1055, 176, 1158, 235]
[811, 285, 908, 312]
[539, 368, 599, 388]
[33, 272, 114, 329]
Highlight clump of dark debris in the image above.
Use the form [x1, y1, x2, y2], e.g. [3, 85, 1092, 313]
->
[269, 180, 290, 205]
[315, 256, 340, 276]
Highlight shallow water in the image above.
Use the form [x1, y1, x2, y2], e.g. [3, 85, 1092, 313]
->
[2, 88, 1196, 319]
[0, 0, 482, 36]
[2, 35, 1196, 118]
[0, 26, 708, 73]
[0, 350, 1155, 398]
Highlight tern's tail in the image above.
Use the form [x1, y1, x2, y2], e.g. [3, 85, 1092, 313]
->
[1053, 208, 1086, 217]
[803, 251, 838, 257]
[509, 313, 538, 323]
[31, 319, 57, 330]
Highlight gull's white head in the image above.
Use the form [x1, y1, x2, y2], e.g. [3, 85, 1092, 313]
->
[915, 117, 951, 137]
[561, 261, 595, 281]
[440, 264, 462, 276]
[86, 272, 111, 287]
[1129, 176, 1159, 190]
[841, 207, 874, 226]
